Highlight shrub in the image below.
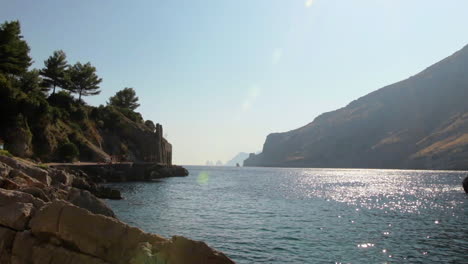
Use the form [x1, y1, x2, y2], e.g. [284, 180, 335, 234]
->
[36, 164, 49, 169]
[57, 142, 79, 162]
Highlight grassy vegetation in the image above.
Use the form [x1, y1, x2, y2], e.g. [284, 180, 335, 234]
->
[0, 150, 13, 157]
[36, 164, 49, 169]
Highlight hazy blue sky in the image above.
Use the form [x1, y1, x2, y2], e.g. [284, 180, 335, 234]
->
[2, 0, 468, 164]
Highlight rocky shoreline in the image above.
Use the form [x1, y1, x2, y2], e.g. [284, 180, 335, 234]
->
[0, 155, 234, 264]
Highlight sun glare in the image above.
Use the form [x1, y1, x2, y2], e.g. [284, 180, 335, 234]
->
[305, 0, 314, 8]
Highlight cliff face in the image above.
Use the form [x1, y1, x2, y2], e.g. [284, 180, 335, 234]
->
[245, 44, 468, 170]
[94, 109, 172, 164]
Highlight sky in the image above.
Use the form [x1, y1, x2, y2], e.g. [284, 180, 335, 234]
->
[2, 0, 468, 165]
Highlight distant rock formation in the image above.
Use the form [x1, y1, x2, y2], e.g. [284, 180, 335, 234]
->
[245, 44, 468, 170]
[225, 152, 250, 166]
[0, 154, 234, 264]
[463, 177, 468, 193]
[92, 111, 173, 165]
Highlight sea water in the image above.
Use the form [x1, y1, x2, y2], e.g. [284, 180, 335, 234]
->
[106, 166, 467, 263]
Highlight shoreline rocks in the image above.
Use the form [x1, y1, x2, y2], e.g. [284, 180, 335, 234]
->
[50, 163, 189, 183]
[0, 155, 234, 264]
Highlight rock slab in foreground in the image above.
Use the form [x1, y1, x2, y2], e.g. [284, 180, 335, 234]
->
[27, 201, 234, 264]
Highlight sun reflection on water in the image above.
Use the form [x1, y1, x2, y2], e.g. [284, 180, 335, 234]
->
[290, 169, 465, 213]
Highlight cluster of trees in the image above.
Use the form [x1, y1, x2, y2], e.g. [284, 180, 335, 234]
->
[0, 20, 142, 109]
[0, 20, 157, 161]
[0, 21, 102, 101]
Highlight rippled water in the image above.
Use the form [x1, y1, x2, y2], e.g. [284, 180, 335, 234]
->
[106, 166, 467, 263]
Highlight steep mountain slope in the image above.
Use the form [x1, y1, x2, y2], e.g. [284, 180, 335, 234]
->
[244, 44, 468, 170]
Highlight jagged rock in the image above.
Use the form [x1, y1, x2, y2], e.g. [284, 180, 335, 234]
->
[49, 169, 74, 186]
[0, 202, 34, 230]
[66, 188, 115, 217]
[148, 165, 189, 179]
[0, 189, 44, 231]
[0, 162, 11, 178]
[0, 226, 16, 264]
[158, 236, 236, 264]
[71, 175, 91, 191]
[463, 176, 468, 193]
[19, 187, 51, 202]
[32, 243, 109, 264]
[95, 186, 122, 200]
[8, 169, 46, 189]
[0, 156, 51, 186]
[0, 177, 20, 190]
[0, 188, 45, 208]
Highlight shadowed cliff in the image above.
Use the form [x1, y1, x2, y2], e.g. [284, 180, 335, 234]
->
[245, 44, 468, 170]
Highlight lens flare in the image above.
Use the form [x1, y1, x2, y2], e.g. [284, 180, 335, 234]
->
[305, 0, 314, 8]
[197, 171, 209, 184]
[272, 48, 283, 65]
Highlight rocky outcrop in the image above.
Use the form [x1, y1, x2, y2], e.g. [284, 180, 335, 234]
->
[66, 188, 116, 217]
[51, 163, 189, 183]
[97, 108, 173, 164]
[0, 155, 50, 185]
[245, 44, 468, 170]
[0, 154, 235, 264]
[0, 188, 43, 231]
[463, 177, 468, 193]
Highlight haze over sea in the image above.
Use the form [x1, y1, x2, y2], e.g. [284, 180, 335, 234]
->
[107, 167, 467, 263]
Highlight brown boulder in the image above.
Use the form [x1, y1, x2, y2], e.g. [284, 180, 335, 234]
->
[95, 185, 122, 200]
[0, 189, 44, 231]
[19, 187, 51, 202]
[0, 188, 45, 208]
[0, 156, 51, 186]
[0, 226, 16, 264]
[158, 236, 235, 264]
[0, 202, 34, 231]
[7, 169, 46, 189]
[49, 169, 74, 186]
[0, 162, 11, 178]
[29, 201, 167, 264]
[0, 177, 20, 190]
[66, 188, 115, 217]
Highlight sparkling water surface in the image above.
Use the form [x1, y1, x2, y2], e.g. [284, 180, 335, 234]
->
[106, 166, 467, 263]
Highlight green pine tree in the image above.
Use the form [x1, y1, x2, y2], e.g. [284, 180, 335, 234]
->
[18, 69, 46, 93]
[40, 50, 68, 95]
[0, 20, 32, 75]
[108, 87, 140, 111]
[64, 62, 102, 102]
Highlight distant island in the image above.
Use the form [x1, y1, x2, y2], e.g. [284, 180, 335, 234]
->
[245, 44, 468, 170]
[225, 152, 250, 166]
